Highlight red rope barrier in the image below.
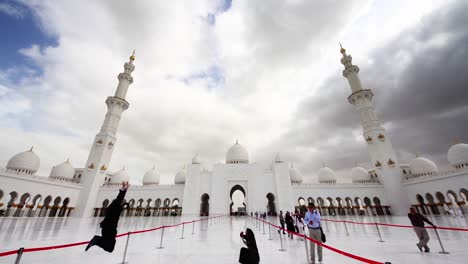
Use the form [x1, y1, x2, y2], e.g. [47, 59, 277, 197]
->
[252, 217, 384, 264]
[0, 215, 225, 257]
[322, 218, 468, 231]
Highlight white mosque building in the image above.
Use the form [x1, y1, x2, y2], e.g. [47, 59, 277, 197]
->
[0, 48, 467, 219]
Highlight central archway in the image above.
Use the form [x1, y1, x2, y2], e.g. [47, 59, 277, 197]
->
[200, 193, 210, 216]
[230, 185, 246, 216]
[266, 193, 277, 216]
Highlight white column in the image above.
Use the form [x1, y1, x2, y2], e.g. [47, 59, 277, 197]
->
[74, 53, 135, 217]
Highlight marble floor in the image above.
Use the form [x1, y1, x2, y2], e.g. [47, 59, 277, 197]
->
[0, 214, 467, 264]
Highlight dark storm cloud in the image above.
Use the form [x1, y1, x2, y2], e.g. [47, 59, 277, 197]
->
[262, 1, 468, 174]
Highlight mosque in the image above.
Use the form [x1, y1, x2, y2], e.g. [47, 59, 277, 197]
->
[0, 48, 467, 219]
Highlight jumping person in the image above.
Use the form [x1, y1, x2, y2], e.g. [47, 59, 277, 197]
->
[408, 207, 437, 252]
[86, 181, 129, 252]
[304, 203, 322, 264]
[239, 228, 260, 264]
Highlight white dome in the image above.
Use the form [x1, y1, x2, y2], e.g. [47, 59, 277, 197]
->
[50, 160, 75, 179]
[226, 140, 249, 164]
[318, 167, 336, 182]
[6, 148, 40, 174]
[192, 154, 201, 164]
[174, 168, 186, 184]
[274, 153, 283, 163]
[351, 167, 370, 182]
[110, 167, 130, 184]
[289, 164, 303, 183]
[447, 143, 468, 166]
[143, 165, 159, 185]
[409, 157, 438, 176]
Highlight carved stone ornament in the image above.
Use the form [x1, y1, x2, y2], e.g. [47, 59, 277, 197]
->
[100, 165, 107, 171]
[96, 139, 104, 145]
[365, 136, 373, 142]
[375, 161, 382, 167]
[88, 163, 95, 170]
[377, 134, 385, 140]
[387, 159, 395, 166]
[108, 141, 114, 147]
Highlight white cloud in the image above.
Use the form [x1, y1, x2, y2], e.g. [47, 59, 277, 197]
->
[0, 0, 456, 184]
[0, 2, 25, 18]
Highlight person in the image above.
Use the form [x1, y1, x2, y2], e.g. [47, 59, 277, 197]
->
[239, 228, 260, 264]
[304, 203, 322, 264]
[408, 207, 436, 252]
[278, 210, 286, 234]
[294, 210, 305, 241]
[86, 181, 130, 252]
[285, 211, 295, 239]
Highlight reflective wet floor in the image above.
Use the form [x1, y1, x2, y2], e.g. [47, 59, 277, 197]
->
[0, 215, 467, 263]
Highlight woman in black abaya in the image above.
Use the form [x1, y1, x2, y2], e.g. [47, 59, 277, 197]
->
[239, 228, 260, 264]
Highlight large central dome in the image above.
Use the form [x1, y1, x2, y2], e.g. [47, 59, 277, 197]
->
[226, 140, 249, 164]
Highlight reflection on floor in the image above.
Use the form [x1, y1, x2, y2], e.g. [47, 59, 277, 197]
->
[0, 214, 467, 264]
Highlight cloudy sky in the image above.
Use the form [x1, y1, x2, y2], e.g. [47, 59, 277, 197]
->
[0, 0, 466, 184]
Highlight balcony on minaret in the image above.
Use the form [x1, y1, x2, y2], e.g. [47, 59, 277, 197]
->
[348, 89, 374, 105]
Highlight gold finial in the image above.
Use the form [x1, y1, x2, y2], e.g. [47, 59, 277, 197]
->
[339, 42, 346, 54]
[453, 137, 460, 145]
[28, 146, 34, 152]
[129, 50, 136, 61]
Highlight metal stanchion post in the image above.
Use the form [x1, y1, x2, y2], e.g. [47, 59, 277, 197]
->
[278, 230, 286, 252]
[268, 223, 273, 240]
[375, 223, 385, 242]
[434, 228, 450, 254]
[157, 227, 165, 249]
[344, 220, 349, 236]
[192, 221, 195, 234]
[14, 247, 24, 264]
[262, 221, 266, 235]
[120, 232, 131, 264]
[180, 222, 185, 239]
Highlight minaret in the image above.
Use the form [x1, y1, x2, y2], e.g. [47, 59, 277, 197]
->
[74, 52, 136, 217]
[339, 44, 408, 215]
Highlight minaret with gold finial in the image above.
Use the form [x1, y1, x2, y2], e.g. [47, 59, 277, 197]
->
[75, 52, 136, 217]
[339, 44, 409, 215]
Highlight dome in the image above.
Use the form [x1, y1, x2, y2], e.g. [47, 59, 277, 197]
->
[192, 154, 201, 165]
[351, 167, 370, 182]
[318, 167, 336, 183]
[50, 159, 75, 179]
[174, 167, 186, 184]
[143, 165, 159, 185]
[226, 140, 249, 164]
[6, 147, 40, 174]
[447, 143, 468, 167]
[289, 164, 303, 183]
[409, 157, 438, 176]
[110, 167, 130, 184]
[274, 153, 283, 163]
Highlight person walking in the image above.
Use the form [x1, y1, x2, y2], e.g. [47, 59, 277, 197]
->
[278, 210, 286, 234]
[408, 207, 437, 252]
[86, 181, 130, 252]
[294, 210, 305, 241]
[304, 203, 322, 264]
[285, 211, 295, 239]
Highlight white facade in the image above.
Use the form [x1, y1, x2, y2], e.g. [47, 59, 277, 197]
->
[1, 50, 468, 219]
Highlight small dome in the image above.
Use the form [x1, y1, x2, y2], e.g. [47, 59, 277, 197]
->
[274, 153, 283, 163]
[143, 165, 159, 185]
[192, 154, 201, 165]
[351, 167, 370, 182]
[226, 140, 249, 164]
[50, 159, 75, 179]
[318, 166, 336, 183]
[110, 167, 130, 184]
[174, 167, 186, 184]
[410, 157, 438, 176]
[289, 164, 303, 183]
[6, 147, 40, 174]
[447, 143, 468, 167]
